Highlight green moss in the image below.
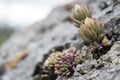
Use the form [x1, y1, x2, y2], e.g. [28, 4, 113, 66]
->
[0, 26, 14, 46]
[0, 35, 9, 46]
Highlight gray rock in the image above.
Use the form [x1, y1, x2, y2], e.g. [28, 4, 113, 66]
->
[0, 6, 79, 80]
[111, 41, 120, 52]
[0, 0, 120, 80]
[70, 41, 120, 80]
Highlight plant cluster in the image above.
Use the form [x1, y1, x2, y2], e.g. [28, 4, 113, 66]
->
[54, 48, 82, 76]
[79, 18, 104, 43]
[70, 4, 105, 44]
[38, 52, 61, 80]
[40, 48, 83, 79]
[34, 3, 115, 80]
[70, 4, 113, 46]
[70, 4, 92, 28]
[70, 4, 113, 59]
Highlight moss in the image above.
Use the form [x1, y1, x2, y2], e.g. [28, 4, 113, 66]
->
[0, 35, 9, 46]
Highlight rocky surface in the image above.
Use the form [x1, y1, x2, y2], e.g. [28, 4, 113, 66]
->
[0, 0, 119, 80]
[72, 41, 120, 80]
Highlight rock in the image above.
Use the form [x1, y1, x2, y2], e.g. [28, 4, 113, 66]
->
[68, 41, 120, 80]
[75, 62, 96, 75]
[0, 5, 79, 80]
[111, 41, 120, 51]
[0, 0, 120, 80]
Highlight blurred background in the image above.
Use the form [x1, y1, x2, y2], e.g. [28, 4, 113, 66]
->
[0, 0, 73, 46]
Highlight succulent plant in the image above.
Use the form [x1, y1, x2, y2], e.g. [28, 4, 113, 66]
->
[70, 4, 92, 28]
[46, 52, 62, 67]
[39, 52, 61, 80]
[40, 65, 56, 80]
[36, 48, 83, 78]
[79, 17, 104, 43]
[54, 48, 82, 77]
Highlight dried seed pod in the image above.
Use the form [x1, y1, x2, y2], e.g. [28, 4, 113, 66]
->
[70, 4, 92, 28]
[79, 17, 104, 43]
[102, 36, 111, 47]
